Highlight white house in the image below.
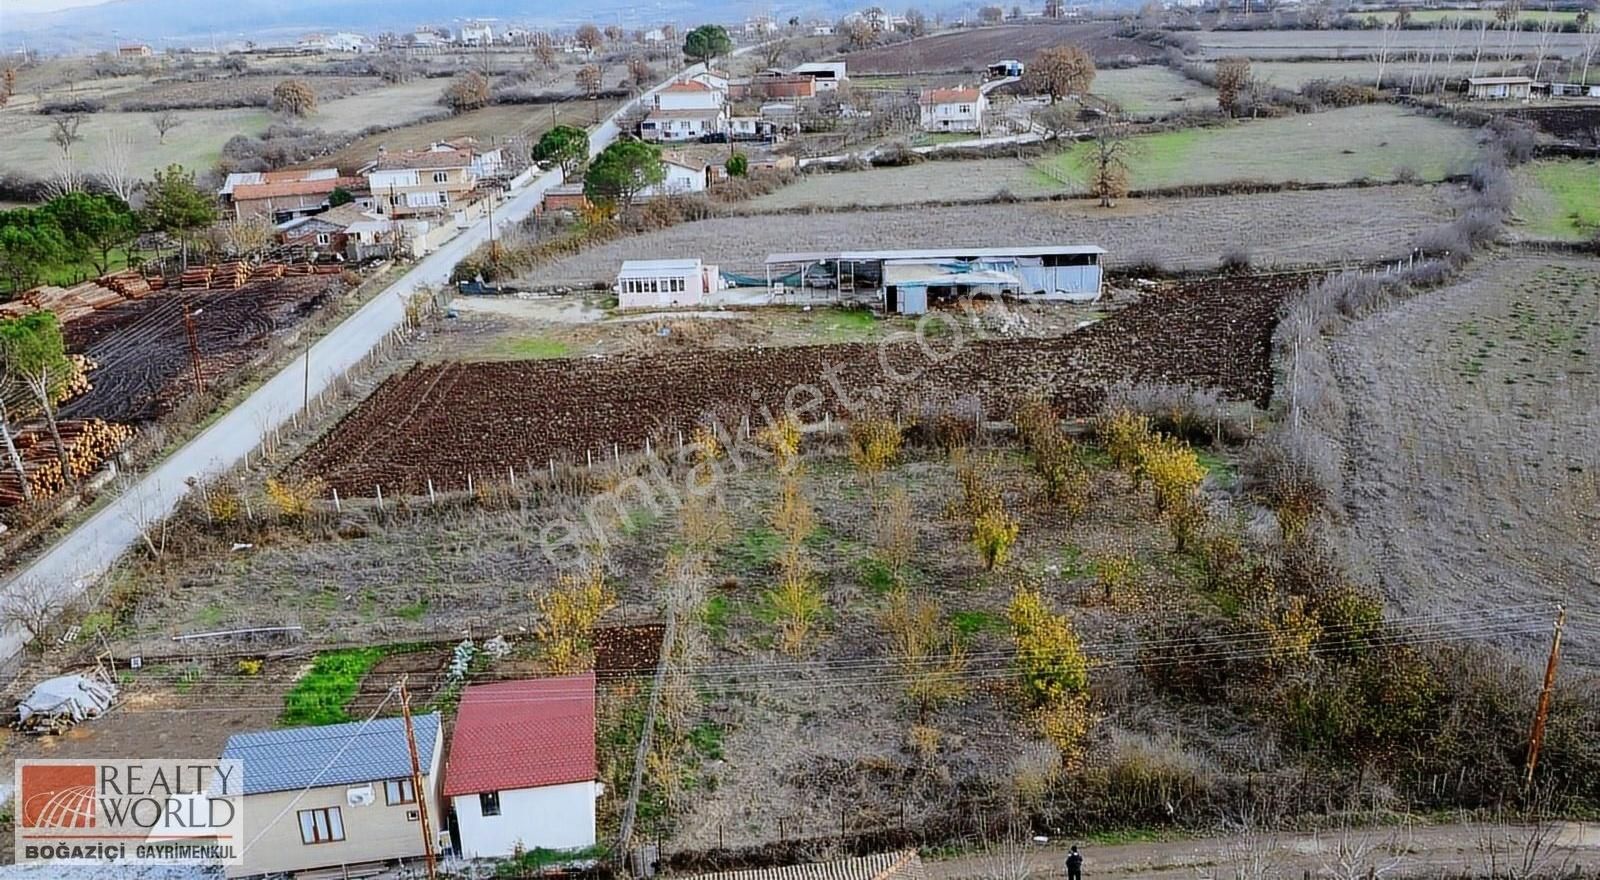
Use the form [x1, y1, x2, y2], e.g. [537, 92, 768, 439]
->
[655, 79, 724, 111]
[643, 27, 667, 43]
[444, 675, 600, 858]
[641, 108, 727, 141]
[692, 69, 732, 92]
[639, 154, 710, 197]
[458, 22, 495, 46]
[918, 87, 986, 133]
[812, 22, 835, 36]
[326, 32, 369, 52]
[793, 61, 848, 91]
[615, 259, 721, 309]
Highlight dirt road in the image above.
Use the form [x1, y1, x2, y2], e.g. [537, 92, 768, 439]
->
[925, 822, 1600, 880]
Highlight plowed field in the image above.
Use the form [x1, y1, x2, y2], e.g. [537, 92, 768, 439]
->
[842, 23, 1164, 72]
[296, 274, 1299, 496]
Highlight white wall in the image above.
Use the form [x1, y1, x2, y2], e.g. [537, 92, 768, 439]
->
[657, 90, 723, 111]
[453, 781, 597, 858]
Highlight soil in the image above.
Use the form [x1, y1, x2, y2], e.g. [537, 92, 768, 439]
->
[841, 23, 1164, 73]
[59, 276, 345, 425]
[293, 275, 1295, 496]
[1501, 105, 1600, 144]
[1328, 254, 1600, 666]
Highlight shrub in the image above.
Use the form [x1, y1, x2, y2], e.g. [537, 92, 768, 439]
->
[38, 98, 104, 115]
[847, 413, 903, 479]
[1008, 585, 1089, 704]
[1097, 409, 1152, 475]
[268, 79, 317, 117]
[263, 476, 324, 520]
[756, 414, 801, 470]
[1030, 693, 1095, 769]
[972, 506, 1020, 571]
[1136, 433, 1206, 514]
[875, 487, 917, 585]
[1091, 548, 1140, 606]
[881, 590, 968, 714]
[765, 566, 824, 655]
[534, 565, 617, 674]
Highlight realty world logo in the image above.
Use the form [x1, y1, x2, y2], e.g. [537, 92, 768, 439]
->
[16, 759, 244, 866]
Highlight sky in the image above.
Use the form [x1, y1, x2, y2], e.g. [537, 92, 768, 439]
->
[5, 0, 110, 14]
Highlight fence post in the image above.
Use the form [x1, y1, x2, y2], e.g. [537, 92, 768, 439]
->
[332, 487, 340, 513]
[428, 479, 436, 503]
[376, 484, 384, 511]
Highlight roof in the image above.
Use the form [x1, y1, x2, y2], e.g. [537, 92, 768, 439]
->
[664, 80, 715, 93]
[546, 183, 587, 196]
[221, 714, 441, 796]
[1468, 76, 1534, 84]
[374, 148, 474, 171]
[920, 87, 980, 104]
[221, 168, 338, 196]
[884, 264, 1024, 287]
[441, 675, 596, 798]
[620, 259, 703, 274]
[767, 246, 1106, 264]
[683, 851, 927, 880]
[662, 153, 710, 172]
[231, 176, 364, 201]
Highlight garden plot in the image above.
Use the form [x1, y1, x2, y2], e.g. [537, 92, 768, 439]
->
[533, 185, 1453, 282]
[1192, 27, 1594, 59]
[1038, 104, 1479, 189]
[1513, 159, 1600, 241]
[1330, 256, 1600, 664]
[1091, 65, 1218, 118]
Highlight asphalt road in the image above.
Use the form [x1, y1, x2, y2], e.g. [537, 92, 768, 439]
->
[0, 64, 711, 665]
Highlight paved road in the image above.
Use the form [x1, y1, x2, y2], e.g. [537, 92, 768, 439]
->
[0, 64, 711, 665]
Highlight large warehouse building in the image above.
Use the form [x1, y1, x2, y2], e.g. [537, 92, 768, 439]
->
[762, 246, 1105, 314]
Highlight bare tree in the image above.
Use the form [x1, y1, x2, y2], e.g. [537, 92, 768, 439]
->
[0, 391, 31, 502]
[153, 110, 182, 144]
[761, 37, 790, 69]
[1317, 822, 1410, 880]
[0, 580, 64, 648]
[1080, 119, 1133, 207]
[1475, 803, 1569, 880]
[50, 114, 84, 163]
[94, 129, 138, 202]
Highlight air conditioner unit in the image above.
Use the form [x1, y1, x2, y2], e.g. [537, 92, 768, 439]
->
[346, 785, 376, 807]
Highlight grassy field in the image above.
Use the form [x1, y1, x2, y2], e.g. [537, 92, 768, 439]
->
[1091, 66, 1218, 118]
[1193, 27, 1595, 58]
[532, 185, 1452, 281]
[1248, 59, 1517, 88]
[296, 79, 450, 132]
[310, 101, 608, 173]
[1038, 105, 1478, 188]
[1513, 159, 1600, 241]
[0, 106, 274, 180]
[747, 159, 1056, 211]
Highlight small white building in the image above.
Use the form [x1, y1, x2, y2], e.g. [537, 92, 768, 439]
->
[692, 69, 732, 92]
[616, 259, 721, 308]
[642, 108, 727, 141]
[326, 32, 369, 52]
[918, 87, 986, 133]
[812, 22, 835, 36]
[793, 61, 848, 91]
[639, 154, 711, 197]
[444, 675, 599, 859]
[1549, 81, 1600, 98]
[458, 22, 495, 46]
[643, 27, 667, 43]
[655, 79, 725, 111]
[1465, 76, 1534, 100]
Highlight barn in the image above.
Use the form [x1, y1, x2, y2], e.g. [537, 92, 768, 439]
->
[762, 246, 1105, 314]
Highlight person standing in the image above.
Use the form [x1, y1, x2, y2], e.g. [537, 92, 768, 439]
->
[1065, 845, 1083, 880]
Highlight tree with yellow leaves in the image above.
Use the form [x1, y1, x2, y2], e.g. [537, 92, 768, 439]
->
[1008, 586, 1089, 705]
[534, 565, 617, 674]
[973, 506, 1020, 571]
[756, 413, 802, 471]
[1137, 433, 1206, 514]
[1097, 409, 1152, 476]
[847, 413, 903, 483]
[881, 589, 968, 716]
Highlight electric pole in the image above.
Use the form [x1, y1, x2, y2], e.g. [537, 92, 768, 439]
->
[1524, 604, 1566, 784]
[399, 676, 439, 880]
[182, 303, 205, 394]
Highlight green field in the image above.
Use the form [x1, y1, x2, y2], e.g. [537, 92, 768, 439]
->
[1037, 104, 1478, 189]
[1091, 66, 1218, 118]
[1514, 159, 1600, 241]
[0, 107, 274, 181]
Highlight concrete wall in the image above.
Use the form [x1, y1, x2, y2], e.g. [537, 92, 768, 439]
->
[452, 780, 597, 858]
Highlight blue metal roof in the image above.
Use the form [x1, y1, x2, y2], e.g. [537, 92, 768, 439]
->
[221, 714, 440, 796]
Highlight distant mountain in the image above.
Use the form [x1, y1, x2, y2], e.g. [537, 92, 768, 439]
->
[2, 0, 840, 53]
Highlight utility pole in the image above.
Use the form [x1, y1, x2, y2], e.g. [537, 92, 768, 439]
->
[1524, 604, 1566, 784]
[399, 675, 439, 880]
[182, 303, 205, 394]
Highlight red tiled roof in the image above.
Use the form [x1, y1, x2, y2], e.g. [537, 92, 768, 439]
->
[920, 87, 980, 104]
[442, 673, 596, 798]
[664, 80, 714, 92]
[232, 176, 364, 200]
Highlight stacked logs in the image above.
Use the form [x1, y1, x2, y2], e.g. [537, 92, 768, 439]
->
[0, 419, 134, 505]
[58, 355, 97, 404]
[181, 266, 215, 289]
[101, 270, 155, 299]
[215, 262, 250, 290]
[251, 263, 286, 281]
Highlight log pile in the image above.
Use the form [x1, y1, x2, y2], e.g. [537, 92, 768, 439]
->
[250, 263, 286, 281]
[0, 419, 134, 506]
[283, 263, 316, 276]
[58, 355, 97, 404]
[101, 271, 154, 299]
[215, 261, 250, 290]
[180, 266, 215, 289]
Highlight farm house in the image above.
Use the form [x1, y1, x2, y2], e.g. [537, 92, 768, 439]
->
[1465, 76, 1534, 100]
[615, 259, 723, 309]
[762, 246, 1105, 314]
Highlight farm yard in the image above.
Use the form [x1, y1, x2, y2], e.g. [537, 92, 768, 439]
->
[530, 185, 1455, 283]
[293, 274, 1291, 497]
[59, 273, 347, 425]
[840, 23, 1164, 72]
[1513, 159, 1600, 241]
[1038, 104, 1481, 188]
[1329, 256, 1600, 665]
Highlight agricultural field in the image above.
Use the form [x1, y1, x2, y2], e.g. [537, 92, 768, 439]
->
[1502, 104, 1600, 143]
[746, 159, 1058, 211]
[1329, 256, 1600, 664]
[110, 74, 379, 110]
[537, 185, 1453, 282]
[1363, 8, 1585, 23]
[1247, 59, 1512, 89]
[1090, 65, 1218, 118]
[307, 100, 607, 174]
[0, 106, 274, 181]
[294, 275, 1290, 497]
[1038, 104, 1480, 188]
[60, 274, 348, 424]
[1191, 27, 1596, 59]
[840, 23, 1164, 73]
[1513, 159, 1600, 241]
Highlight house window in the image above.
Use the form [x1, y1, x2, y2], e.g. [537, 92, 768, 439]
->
[297, 807, 345, 845]
[479, 791, 501, 817]
[438, 191, 449, 205]
[959, 105, 972, 114]
[315, 233, 331, 246]
[432, 171, 449, 183]
[384, 778, 416, 805]
[390, 194, 402, 206]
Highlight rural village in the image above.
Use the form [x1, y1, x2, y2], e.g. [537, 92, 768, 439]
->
[0, 0, 1597, 878]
